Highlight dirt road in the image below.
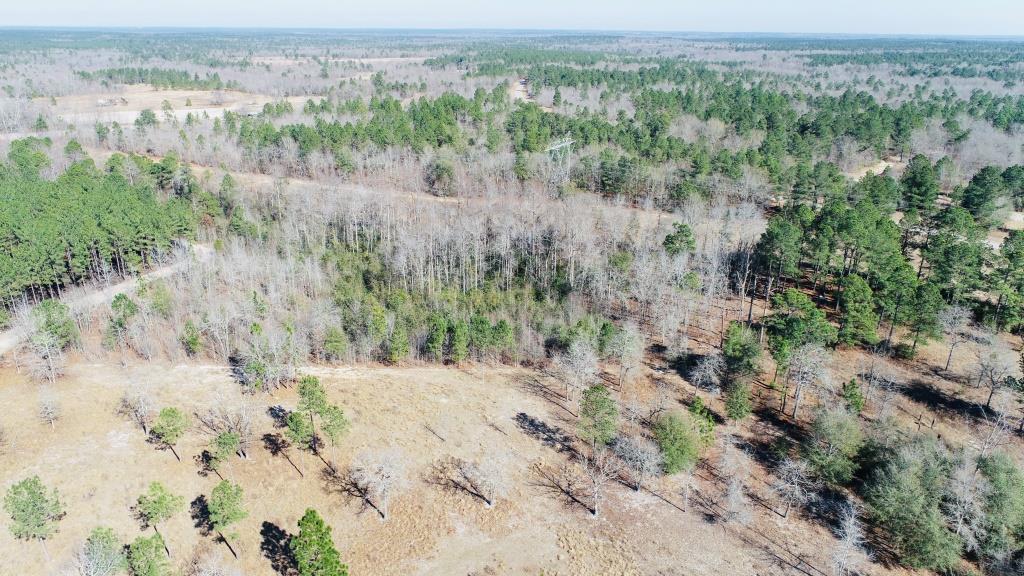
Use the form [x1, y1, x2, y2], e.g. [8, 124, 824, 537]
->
[0, 244, 213, 358]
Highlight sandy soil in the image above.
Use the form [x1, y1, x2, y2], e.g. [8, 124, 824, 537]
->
[41, 85, 310, 126]
[843, 156, 906, 180]
[0, 361, 805, 576]
[509, 79, 553, 112]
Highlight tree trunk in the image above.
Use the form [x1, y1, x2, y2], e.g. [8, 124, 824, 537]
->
[219, 531, 238, 559]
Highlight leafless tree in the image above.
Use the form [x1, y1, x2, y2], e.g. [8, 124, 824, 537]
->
[831, 501, 870, 576]
[436, 454, 511, 508]
[27, 331, 65, 384]
[942, 455, 988, 554]
[612, 434, 662, 492]
[938, 306, 972, 371]
[197, 395, 256, 458]
[772, 458, 817, 520]
[118, 388, 154, 434]
[973, 405, 1014, 458]
[553, 340, 598, 414]
[973, 345, 1019, 409]
[582, 445, 622, 518]
[787, 343, 830, 420]
[38, 387, 60, 429]
[72, 535, 125, 576]
[689, 352, 724, 393]
[609, 322, 644, 387]
[350, 448, 408, 521]
[679, 468, 696, 512]
[719, 437, 751, 525]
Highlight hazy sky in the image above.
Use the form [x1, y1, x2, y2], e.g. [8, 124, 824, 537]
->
[5, 0, 1023, 36]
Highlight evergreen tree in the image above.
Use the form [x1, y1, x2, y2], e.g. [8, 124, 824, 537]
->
[290, 508, 349, 576]
[900, 154, 939, 216]
[127, 533, 170, 576]
[150, 407, 189, 461]
[4, 476, 63, 542]
[838, 274, 879, 346]
[578, 384, 618, 446]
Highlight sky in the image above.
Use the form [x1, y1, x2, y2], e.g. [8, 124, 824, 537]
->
[4, 0, 1023, 37]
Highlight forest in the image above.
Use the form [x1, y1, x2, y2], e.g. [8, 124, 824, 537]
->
[0, 28, 1022, 576]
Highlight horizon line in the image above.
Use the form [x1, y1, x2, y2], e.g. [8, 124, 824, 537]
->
[0, 25, 1022, 41]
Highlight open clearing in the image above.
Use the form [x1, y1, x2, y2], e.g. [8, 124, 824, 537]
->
[0, 360, 814, 576]
[40, 85, 310, 126]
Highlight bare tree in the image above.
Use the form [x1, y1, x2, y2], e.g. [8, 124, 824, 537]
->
[974, 345, 1018, 409]
[197, 395, 256, 458]
[553, 340, 598, 414]
[350, 448, 408, 521]
[973, 405, 1014, 458]
[437, 454, 511, 508]
[72, 531, 125, 576]
[719, 437, 751, 525]
[27, 331, 65, 384]
[772, 458, 817, 520]
[612, 434, 662, 492]
[787, 343, 830, 420]
[679, 468, 696, 512]
[938, 306, 971, 371]
[118, 388, 154, 434]
[582, 445, 621, 518]
[689, 352, 724, 393]
[831, 501, 869, 576]
[942, 455, 988, 554]
[609, 322, 644, 387]
[38, 387, 60, 429]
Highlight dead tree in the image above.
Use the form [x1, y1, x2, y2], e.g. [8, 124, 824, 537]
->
[119, 388, 154, 434]
[553, 340, 598, 415]
[938, 306, 971, 372]
[831, 501, 870, 576]
[612, 434, 662, 492]
[350, 448, 408, 521]
[37, 387, 60, 430]
[582, 446, 621, 518]
[771, 458, 817, 520]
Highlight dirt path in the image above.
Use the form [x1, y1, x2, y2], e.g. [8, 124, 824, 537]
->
[0, 244, 213, 358]
[844, 156, 905, 180]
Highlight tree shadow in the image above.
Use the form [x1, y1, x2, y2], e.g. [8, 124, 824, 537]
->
[670, 351, 702, 382]
[263, 432, 304, 478]
[267, 405, 289, 428]
[190, 495, 212, 537]
[321, 465, 385, 520]
[514, 412, 575, 454]
[194, 450, 223, 480]
[426, 458, 491, 506]
[527, 462, 593, 515]
[513, 374, 574, 416]
[260, 521, 297, 576]
[898, 379, 984, 423]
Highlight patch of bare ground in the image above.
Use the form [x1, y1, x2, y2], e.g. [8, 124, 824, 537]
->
[0, 354, 901, 576]
[40, 85, 311, 126]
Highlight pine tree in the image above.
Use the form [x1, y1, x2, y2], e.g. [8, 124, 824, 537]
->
[151, 407, 189, 462]
[4, 476, 63, 542]
[290, 508, 349, 576]
[208, 480, 247, 558]
[578, 384, 618, 446]
[838, 274, 879, 346]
